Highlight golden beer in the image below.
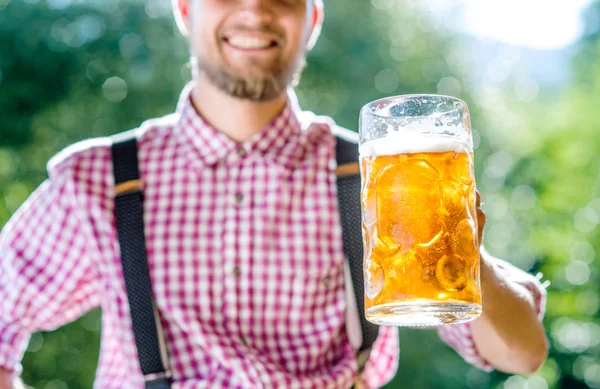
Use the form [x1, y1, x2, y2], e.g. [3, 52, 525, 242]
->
[359, 95, 481, 326]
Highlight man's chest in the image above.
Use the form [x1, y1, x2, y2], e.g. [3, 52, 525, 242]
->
[117, 160, 347, 334]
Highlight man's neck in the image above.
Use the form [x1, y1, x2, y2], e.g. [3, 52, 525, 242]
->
[191, 73, 289, 143]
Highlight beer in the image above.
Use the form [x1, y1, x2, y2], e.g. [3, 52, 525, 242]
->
[359, 95, 482, 326]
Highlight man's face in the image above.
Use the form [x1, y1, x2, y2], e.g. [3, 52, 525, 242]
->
[184, 0, 316, 102]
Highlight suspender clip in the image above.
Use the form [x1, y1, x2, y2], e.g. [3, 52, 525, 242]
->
[144, 374, 171, 389]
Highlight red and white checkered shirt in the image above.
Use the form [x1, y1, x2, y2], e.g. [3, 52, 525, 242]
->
[0, 84, 546, 388]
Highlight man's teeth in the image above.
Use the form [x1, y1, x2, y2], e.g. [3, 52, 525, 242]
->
[228, 36, 273, 49]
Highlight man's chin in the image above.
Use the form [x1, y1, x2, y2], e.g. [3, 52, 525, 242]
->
[218, 75, 286, 102]
[228, 67, 280, 84]
[222, 75, 284, 102]
[195, 59, 292, 102]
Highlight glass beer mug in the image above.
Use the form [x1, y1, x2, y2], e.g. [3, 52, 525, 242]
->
[359, 95, 482, 326]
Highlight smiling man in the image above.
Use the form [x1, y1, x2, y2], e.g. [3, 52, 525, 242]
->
[0, 0, 548, 388]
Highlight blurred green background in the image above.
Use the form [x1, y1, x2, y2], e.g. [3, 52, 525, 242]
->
[1, 0, 600, 387]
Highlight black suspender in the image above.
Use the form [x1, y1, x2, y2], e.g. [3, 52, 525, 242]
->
[334, 132, 380, 376]
[111, 131, 378, 388]
[112, 133, 171, 389]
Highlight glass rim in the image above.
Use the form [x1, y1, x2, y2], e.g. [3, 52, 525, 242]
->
[361, 94, 469, 119]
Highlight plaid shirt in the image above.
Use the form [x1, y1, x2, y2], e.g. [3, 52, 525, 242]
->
[0, 84, 545, 388]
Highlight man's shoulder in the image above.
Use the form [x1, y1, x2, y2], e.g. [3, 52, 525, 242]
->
[47, 136, 112, 177]
[47, 113, 179, 176]
[299, 111, 358, 145]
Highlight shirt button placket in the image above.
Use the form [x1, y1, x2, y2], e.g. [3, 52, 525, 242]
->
[223, 160, 243, 353]
[228, 161, 247, 371]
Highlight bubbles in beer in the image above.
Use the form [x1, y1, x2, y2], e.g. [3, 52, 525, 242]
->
[436, 254, 468, 292]
[403, 159, 439, 184]
[375, 158, 443, 248]
[373, 235, 401, 259]
[416, 231, 449, 266]
[451, 151, 474, 186]
[392, 251, 424, 282]
[361, 135, 481, 309]
[454, 219, 477, 257]
[441, 181, 467, 219]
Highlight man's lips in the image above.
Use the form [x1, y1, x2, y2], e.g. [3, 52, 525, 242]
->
[223, 32, 280, 51]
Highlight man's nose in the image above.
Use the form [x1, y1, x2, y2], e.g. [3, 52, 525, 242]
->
[238, 0, 276, 25]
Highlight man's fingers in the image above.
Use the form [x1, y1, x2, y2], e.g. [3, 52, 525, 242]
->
[475, 190, 485, 245]
[478, 208, 486, 229]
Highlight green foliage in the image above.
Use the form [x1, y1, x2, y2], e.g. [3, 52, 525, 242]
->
[2, 0, 600, 387]
[0, 0, 75, 146]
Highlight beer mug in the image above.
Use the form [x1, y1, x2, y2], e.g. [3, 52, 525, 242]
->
[359, 95, 482, 326]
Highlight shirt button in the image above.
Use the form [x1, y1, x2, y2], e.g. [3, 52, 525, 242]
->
[321, 277, 332, 287]
[235, 193, 244, 203]
[236, 148, 247, 158]
[240, 336, 248, 347]
[233, 267, 241, 277]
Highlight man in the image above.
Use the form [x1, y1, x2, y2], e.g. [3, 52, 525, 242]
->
[0, 0, 548, 388]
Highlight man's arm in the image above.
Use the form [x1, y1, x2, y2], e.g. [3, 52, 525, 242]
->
[0, 369, 10, 389]
[470, 248, 549, 374]
[438, 192, 548, 374]
[0, 157, 102, 377]
[470, 192, 548, 374]
[0, 368, 27, 389]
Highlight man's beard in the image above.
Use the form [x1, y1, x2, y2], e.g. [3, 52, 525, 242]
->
[192, 55, 306, 102]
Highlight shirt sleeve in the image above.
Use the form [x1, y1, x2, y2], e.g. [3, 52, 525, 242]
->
[0, 166, 101, 374]
[362, 325, 400, 389]
[436, 256, 548, 371]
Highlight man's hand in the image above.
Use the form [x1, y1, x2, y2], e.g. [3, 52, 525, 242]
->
[0, 368, 12, 389]
[475, 190, 486, 248]
[0, 368, 29, 389]
[470, 190, 549, 374]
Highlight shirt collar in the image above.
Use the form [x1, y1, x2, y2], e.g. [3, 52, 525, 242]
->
[176, 83, 303, 168]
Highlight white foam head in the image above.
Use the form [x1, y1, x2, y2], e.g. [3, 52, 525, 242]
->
[359, 130, 472, 157]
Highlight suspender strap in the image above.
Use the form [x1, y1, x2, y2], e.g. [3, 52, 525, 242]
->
[334, 133, 380, 369]
[111, 133, 171, 388]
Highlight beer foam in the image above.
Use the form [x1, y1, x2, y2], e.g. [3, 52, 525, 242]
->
[359, 131, 472, 157]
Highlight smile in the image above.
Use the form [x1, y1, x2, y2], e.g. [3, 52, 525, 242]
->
[224, 33, 279, 50]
